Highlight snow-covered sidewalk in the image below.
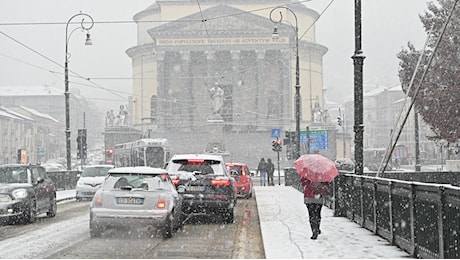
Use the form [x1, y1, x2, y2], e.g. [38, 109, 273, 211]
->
[56, 189, 75, 202]
[255, 186, 411, 259]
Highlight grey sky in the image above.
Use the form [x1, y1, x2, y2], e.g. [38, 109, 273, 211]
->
[0, 0, 430, 111]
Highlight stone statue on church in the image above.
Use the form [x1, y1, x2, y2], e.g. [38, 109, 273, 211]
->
[118, 104, 129, 125]
[312, 101, 322, 123]
[209, 84, 224, 116]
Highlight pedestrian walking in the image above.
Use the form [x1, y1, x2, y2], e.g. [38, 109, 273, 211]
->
[267, 158, 275, 186]
[257, 158, 268, 186]
[300, 176, 330, 240]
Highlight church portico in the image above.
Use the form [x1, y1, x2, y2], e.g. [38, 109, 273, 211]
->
[126, 1, 328, 165]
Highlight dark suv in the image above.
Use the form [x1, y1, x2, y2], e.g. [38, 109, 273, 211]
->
[0, 163, 57, 224]
[166, 154, 237, 223]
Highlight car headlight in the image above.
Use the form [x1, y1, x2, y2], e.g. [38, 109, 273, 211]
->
[12, 188, 28, 199]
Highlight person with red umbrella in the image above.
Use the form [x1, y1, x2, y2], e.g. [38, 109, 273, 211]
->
[294, 153, 338, 240]
[300, 177, 330, 239]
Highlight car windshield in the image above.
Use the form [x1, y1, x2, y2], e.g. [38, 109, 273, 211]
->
[82, 167, 112, 177]
[228, 165, 243, 176]
[0, 167, 28, 184]
[168, 159, 224, 175]
[102, 173, 171, 191]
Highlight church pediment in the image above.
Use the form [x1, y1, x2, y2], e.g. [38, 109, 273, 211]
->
[148, 4, 276, 39]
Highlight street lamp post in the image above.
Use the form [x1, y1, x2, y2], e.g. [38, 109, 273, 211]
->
[270, 7, 301, 160]
[352, 1, 365, 175]
[65, 13, 94, 171]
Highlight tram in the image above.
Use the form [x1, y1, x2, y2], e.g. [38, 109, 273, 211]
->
[112, 138, 170, 168]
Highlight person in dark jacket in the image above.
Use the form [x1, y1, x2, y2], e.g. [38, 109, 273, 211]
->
[300, 176, 330, 240]
[257, 158, 268, 186]
[267, 158, 275, 186]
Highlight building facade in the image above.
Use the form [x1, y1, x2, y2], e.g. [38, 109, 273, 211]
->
[0, 85, 104, 165]
[125, 0, 330, 167]
[341, 85, 440, 169]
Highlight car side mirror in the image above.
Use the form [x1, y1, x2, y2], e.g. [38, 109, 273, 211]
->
[176, 185, 186, 193]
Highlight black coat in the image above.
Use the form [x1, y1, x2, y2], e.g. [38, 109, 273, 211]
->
[257, 160, 267, 172]
[267, 161, 275, 175]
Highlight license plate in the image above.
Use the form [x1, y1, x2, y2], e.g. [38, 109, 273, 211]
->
[188, 186, 205, 192]
[0, 195, 11, 202]
[116, 197, 144, 205]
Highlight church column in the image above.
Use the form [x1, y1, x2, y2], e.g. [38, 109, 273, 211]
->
[180, 50, 193, 131]
[155, 51, 165, 131]
[206, 50, 216, 83]
[279, 49, 292, 128]
[231, 50, 240, 131]
[255, 49, 266, 130]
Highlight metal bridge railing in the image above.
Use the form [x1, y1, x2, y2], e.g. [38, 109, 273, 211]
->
[284, 169, 460, 259]
[46, 170, 80, 190]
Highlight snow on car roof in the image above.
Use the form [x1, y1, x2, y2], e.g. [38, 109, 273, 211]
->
[84, 164, 115, 168]
[171, 153, 224, 161]
[108, 166, 167, 175]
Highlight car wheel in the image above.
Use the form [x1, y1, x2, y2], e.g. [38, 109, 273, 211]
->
[173, 211, 184, 231]
[89, 221, 103, 237]
[22, 199, 37, 224]
[248, 190, 253, 199]
[223, 209, 234, 224]
[47, 195, 57, 217]
[76, 197, 82, 202]
[161, 214, 174, 239]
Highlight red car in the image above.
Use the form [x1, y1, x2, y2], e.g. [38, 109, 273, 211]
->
[226, 163, 253, 199]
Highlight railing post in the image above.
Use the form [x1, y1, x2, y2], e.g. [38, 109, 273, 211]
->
[360, 177, 364, 227]
[389, 181, 394, 245]
[410, 183, 417, 257]
[351, 176, 356, 221]
[438, 186, 445, 258]
[373, 179, 378, 234]
[333, 175, 345, 217]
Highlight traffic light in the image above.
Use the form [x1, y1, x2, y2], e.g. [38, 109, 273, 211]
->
[81, 135, 87, 159]
[77, 129, 87, 159]
[284, 131, 291, 145]
[286, 148, 292, 160]
[272, 139, 282, 152]
[337, 116, 343, 126]
[76, 135, 82, 159]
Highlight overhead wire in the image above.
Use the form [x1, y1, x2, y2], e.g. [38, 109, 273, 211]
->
[1, 0, 334, 114]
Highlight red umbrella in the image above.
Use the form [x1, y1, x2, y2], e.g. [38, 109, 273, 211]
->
[293, 154, 339, 182]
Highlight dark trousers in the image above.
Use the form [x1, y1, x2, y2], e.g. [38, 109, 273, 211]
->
[268, 173, 274, 185]
[306, 203, 323, 235]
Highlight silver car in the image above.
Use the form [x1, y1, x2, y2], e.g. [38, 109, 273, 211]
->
[76, 165, 115, 201]
[89, 167, 183, 239]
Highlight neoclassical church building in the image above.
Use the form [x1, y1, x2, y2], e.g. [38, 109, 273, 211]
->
[125, 0, 331, 165]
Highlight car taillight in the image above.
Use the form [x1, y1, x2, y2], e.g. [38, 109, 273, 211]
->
[211, 178, 231, 186]
[157, 200, 166, 209]
[171, 177, 179, 185]
[187, 159, 205, 164]
[95, 196, 102, 206]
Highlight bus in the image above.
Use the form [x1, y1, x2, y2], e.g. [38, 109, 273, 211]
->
[364, 145, 410, 170]
[112, 138, 170, 168]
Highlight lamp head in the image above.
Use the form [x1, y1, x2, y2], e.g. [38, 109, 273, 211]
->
[272, 25, 280, 40]
[85, 33, 93, 45]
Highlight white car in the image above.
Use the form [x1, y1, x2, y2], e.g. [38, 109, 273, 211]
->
[75, 165, 115, 201]
[89, 167, 183, 238]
